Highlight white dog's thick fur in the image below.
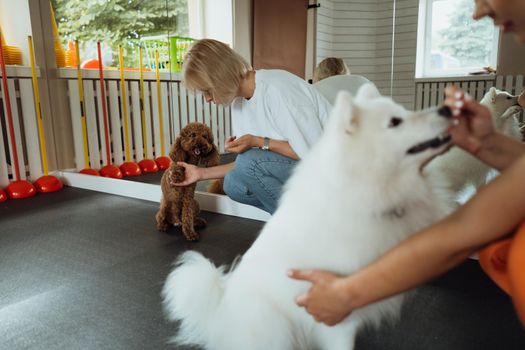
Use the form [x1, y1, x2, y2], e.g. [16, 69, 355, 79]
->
[162, 84, 454, 350]
[428, 87, 522, 201]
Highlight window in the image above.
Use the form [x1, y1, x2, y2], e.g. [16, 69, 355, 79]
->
[51, 0, 232, 70]
[416, 0, 499, 78]
[51, 0, 189, 69]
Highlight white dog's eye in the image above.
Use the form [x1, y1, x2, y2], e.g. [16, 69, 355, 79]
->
[388, 117, 403, 128]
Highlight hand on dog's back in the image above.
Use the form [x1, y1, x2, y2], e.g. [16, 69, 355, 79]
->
[169, 162, 200, 187]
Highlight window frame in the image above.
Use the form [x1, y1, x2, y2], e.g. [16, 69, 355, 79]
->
[416, 0, 500, 78]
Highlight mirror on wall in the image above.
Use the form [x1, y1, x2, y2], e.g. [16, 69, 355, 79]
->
[315, 0, 524, 109]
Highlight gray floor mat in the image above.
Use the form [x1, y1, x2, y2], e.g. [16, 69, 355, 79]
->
[1, 186, 524, 349]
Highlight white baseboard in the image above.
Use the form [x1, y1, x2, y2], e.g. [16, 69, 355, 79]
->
[57, 171, 270, 222]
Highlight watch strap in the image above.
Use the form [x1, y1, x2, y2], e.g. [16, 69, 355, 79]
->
[261, 137, 270, 151]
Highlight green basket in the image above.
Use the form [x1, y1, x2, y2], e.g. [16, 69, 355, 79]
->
[141, 36, 170, 70]
[169, 36, 195, 72]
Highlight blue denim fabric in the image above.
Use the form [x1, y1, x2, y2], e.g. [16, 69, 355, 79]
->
[223, 149, 298, 214]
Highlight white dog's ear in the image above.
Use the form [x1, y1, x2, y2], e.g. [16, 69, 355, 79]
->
[333, 90, 359, 134]
[356, 83, 380, 101]
[488, 87, 497, 103]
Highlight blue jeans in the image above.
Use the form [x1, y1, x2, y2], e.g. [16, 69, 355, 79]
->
[223, 149, 297, 214]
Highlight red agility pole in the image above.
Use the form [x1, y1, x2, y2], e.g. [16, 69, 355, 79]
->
[0, 31, 36, 199]
[96, 42, 122, 178]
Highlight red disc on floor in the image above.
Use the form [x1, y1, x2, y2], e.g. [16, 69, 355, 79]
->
[139, 159, 159, 173]
[120, 162, 142, 177]
[80, 168, 100, 176]
[100, 165, 123, 179]
[6, 180, 37, 199]
[34, 175, 63, 193]
[155, 156, 171, 170]
[0, 189, 7, 202]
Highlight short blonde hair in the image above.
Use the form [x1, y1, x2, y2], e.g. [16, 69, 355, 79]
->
[182, 39, 251, 105]
[313, 57, 350, 83]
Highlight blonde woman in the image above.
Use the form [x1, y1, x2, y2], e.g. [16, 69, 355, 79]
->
[313, 57, 350, 83]
[171, 39, 331, 214]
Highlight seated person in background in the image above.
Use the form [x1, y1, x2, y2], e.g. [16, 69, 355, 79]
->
[313, 57, 371, 104]
[312, 57, 350, 83]
[172, 39, 331, 215]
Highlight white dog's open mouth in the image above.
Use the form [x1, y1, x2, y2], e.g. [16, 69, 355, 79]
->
[406, 133, 452, 154]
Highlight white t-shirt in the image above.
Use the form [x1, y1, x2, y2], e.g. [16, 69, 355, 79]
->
[231, 69, 331, 159]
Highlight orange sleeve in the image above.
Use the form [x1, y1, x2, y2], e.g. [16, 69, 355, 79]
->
[479, 221, 525, 327]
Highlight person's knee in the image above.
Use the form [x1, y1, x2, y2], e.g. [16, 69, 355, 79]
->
[235, 150, 263, 179]
[223, 171, 246, 200]
[223, 171, 236, 197]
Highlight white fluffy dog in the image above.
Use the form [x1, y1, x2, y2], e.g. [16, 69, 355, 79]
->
[162, 84, 454, 350]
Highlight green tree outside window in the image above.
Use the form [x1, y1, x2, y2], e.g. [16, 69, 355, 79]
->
[51, 0, 188, 68]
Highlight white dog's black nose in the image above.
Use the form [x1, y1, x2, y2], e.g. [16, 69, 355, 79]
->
[437, 106, 452, 118]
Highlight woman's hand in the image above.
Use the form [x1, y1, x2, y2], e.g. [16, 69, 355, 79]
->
[225, 134, 261, 154]
[444, 85, 495, 155]
[169, 162, 202, 186]
[288, 269, 354, 326]
[225, 136, 237, 151]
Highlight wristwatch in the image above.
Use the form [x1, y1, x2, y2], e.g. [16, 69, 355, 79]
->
[261, 137, 270, 151]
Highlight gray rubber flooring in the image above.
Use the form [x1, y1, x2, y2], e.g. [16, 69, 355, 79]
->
[1, 186, 524, 349]
[0, 187, 261, 350]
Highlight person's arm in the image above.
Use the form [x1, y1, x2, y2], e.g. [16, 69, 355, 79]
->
[253, 136, 300, 160]
[289, 154, 525, 325]
[225, 134, 300, 160]
[473, 132, 525, 171]
[171, 162, 235, 187]
[445, 85, 525, 171]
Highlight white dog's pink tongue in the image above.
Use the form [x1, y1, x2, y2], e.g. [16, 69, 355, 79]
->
[194, 148, 201, 155]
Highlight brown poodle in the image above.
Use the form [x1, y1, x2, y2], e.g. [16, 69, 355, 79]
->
[156, 122, 219, 241]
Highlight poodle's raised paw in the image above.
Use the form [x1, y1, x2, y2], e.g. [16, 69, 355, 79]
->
[170, 166, 186, 184]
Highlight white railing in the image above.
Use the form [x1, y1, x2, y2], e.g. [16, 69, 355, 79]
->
[59, 69, 232, 171]
[0, 67, 232, 184]
[415, 75, 524, 111]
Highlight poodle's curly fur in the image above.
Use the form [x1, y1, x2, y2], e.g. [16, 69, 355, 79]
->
[156, 122, 219, 241]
